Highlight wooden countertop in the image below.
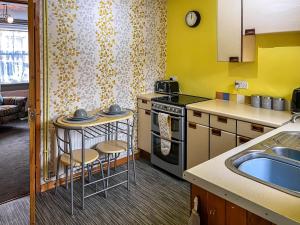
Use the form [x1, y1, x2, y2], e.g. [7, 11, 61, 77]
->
[55, 110, 134, 129]
[184, 121, 300, 225]
[187, 99, 291, 127]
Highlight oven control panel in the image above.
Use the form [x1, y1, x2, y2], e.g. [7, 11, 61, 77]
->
[152, 102, 184, 116]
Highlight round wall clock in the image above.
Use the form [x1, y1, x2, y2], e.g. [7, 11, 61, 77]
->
[185, 11, 201, 28]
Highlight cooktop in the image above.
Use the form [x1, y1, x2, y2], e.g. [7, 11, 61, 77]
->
[152, 94, 210, 107]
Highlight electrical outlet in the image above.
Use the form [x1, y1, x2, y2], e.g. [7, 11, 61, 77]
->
[235, 80, 248, 89]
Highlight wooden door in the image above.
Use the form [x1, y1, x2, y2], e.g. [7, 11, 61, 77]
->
[187, 123, 209, 169]
[29, 0, 41, 224]
[247, 212, 274, 225]
[191, 185, 208, 225]
[137, 108, 152, 153]
[210, 128, 236, 158]
[226, 202, 247, 225]
[207, 192, 226, 225]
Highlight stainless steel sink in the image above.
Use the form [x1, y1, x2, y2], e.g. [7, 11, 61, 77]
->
[226, 132, 300, 197]
[272, 147, 300, 161]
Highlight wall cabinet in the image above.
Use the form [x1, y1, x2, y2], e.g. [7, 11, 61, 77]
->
[218, 0, 300, 62]
[187, 122, 209, 169]
[191, 184, 275, 225]
[137, 99, 152, 153]
[243, 0, 300, 34]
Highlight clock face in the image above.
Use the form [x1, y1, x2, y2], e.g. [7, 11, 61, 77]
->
[185, 11, 201, 28]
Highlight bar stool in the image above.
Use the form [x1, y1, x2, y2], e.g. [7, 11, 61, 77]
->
[53, 123, 105, 215]
[95, 117, 136, 194]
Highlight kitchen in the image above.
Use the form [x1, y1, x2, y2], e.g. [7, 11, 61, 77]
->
[0, 0, 299, 225]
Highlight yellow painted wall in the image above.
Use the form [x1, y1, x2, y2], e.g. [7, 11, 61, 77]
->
[166, 0, 300, 100]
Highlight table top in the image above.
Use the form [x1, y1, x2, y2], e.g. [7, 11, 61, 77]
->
[55, 110, 134, 129]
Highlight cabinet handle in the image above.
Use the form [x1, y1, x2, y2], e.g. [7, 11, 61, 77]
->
[245, 28, 255, 35]
[251, 124, 264, 133]
[211, 129, 221, 136]
[189, 122, 197, 129]
[239, 136, 251, 144]
[229, 57, 239, 62]
[193, 111, 202, 118]
[145, 110, 151, 115]
[217, 116, 228, 124]
[142, 99, 148, 104]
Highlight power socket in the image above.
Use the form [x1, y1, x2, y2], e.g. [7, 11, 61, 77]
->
[235, 80, 248, 89]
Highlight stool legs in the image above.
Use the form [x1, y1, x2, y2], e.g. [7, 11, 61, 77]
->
[106, 154, 111, 197]
[65, 166, 69, 190]
[55, 156, 61, 194]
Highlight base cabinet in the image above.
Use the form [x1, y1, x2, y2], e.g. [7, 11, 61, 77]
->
[191, 184, 275, 225]
[137, 108, 151, 153]
[187, 123, 209, 169]
[210, 128, 236, 158]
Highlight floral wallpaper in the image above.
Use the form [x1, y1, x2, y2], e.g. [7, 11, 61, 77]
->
[45, 0, 167, 175]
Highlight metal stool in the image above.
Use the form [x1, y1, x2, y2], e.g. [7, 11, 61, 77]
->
[54, 123, 106, 215]
[95, 116, 136, 195]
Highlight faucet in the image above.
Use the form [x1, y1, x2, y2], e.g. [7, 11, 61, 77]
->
[291, 113, 300, 123]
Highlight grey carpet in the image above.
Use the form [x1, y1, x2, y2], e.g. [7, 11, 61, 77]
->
[36, 160, 190, 225]
[0, 120, 30, 204]
[0, 196, 29, 225]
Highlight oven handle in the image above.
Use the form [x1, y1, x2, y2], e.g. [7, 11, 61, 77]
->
[151, 110, 182, 120]
[151, 132, 183, 144]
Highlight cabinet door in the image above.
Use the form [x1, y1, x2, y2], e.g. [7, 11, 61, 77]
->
[187, 123, 209, 169]
[226, 202, 247, 225]
[217, 0, 242, 62]
[210, 128, 236, 158]
[247, 212, 274, 225]
[243, 0, 300, 34]
[137, 108, 151, 153]
[207, 192, 226, 225]
[191, 184, 208, 225]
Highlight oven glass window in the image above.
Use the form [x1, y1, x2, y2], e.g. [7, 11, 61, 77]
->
[152, 134, 180, 165]
[152, 113, 180, 133]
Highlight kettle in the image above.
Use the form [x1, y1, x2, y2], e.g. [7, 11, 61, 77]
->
[291, 88, 300, 113]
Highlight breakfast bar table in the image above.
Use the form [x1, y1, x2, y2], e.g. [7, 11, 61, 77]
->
[53, 110, 134, 215]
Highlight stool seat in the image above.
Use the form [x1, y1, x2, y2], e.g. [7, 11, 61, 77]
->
[96, 140, 128, 154]
[60, 149, 99, 166]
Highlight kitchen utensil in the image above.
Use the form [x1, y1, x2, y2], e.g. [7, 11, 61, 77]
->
[251, 95, 261, 108]
[273, 98, 285, 111]
[262, 96, 272, 109]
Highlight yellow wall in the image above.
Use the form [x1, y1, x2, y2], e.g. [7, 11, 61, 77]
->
[166, 0, 300, 100]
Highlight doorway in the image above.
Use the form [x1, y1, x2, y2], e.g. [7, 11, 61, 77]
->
[0, 0, 39, 224]
[0, 1, 29, 204]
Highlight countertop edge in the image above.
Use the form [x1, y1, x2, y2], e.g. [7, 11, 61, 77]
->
[183, 171, 299, 225]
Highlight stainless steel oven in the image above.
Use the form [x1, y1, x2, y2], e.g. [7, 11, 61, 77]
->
[151, 101, 186, 177]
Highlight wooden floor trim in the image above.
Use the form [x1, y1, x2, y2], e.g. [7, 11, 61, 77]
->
[40, 153, 139, 192]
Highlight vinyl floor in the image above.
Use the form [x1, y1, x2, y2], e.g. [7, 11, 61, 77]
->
[36, 159, 190, 225]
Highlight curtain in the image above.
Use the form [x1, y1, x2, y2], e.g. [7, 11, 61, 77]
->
[0, 30, 29, 84]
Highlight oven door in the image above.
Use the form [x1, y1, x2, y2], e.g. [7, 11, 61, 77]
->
[151, 110, 184, 141]
[151, 131, 185, 177]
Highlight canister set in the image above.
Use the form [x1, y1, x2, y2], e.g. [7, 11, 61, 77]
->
[251, 95, 285, 111]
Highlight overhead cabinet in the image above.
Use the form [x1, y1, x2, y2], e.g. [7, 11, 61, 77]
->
[243, 0, 300, 34]
[217, 0, 300, 62]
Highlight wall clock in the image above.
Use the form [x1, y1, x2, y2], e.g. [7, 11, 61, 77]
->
[185, 11, 201, 28]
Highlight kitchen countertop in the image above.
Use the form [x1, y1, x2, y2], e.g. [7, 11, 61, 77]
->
[187, 99, 291, 127]
[184, 121, 300, 225]
[137, 93, 166, 101]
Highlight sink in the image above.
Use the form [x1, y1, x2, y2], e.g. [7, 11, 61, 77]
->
[226, 132, 300, 197]
[272, 147, 300, 161]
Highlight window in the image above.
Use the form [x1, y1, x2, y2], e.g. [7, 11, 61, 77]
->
[0, 29, 29, 84]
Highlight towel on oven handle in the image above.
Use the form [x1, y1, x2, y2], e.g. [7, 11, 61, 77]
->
[158, 112, 172, 156]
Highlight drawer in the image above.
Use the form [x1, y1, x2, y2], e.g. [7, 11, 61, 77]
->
[237, 135, 252, 146]
[237, 121, 274, 139]
[187, 110, 209, 126]
[210, 128, 236, 158]
[137, 98, 151, 110]
[210, 114, 236, 133]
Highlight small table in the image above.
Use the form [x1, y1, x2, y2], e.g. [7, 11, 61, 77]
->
[54, 110, 134, 214]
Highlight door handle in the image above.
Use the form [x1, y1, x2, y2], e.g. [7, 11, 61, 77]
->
[251, 124, 264, 133]
[217, 116, 228, 124]
[145, 110, 151, 115]
[211, 129, 221, 136]
[193, 111, 202, 118]
[188, 122, 197, 129]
